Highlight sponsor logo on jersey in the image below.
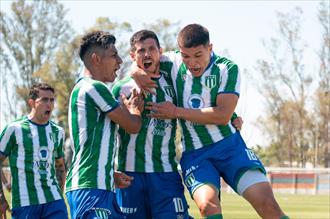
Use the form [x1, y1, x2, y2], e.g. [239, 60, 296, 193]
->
[205, 75, 216, 89]
[187, 94, 204, 109]
[120, 207, 137, 214]
[92, 207, 112, 219]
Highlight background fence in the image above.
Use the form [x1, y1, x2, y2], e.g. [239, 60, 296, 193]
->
[221, 167, 330, 195]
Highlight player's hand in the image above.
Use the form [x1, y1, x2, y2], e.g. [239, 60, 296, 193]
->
[130, 63, 158, 95]
[146, 101, 177, 119]
[0, 193, 10, 219]
[114, 172, 134, 189]
[120, 88, 144, 116]
[232, 116, 243, 131]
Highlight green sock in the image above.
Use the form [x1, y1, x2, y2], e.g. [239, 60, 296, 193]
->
[280, 216, 290, 219]
[204, 214, 223, 219]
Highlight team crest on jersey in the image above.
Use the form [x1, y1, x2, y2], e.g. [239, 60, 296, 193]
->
[39, 146, 49, 161]
[185, 173, 196, 188]
[164, 85, 175, 98]
[92, 207, 112, 219]
[187, 94, 204, 109]
[205, 75, 216, 89]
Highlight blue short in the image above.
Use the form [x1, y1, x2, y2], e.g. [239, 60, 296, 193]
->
[180, 132, 266, 197]
[116, 172, 191, 219]
[66, 188, 125, 219]
[12, 199, 68, 219]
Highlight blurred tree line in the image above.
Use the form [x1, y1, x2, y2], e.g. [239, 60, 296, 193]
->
[0, 0, 329, 167]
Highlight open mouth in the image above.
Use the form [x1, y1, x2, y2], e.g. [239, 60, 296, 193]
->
[143, 60, 152, 69]
[45, 111, 51, 116]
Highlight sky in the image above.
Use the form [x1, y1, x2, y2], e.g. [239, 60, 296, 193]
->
[0, 0, 323, 146]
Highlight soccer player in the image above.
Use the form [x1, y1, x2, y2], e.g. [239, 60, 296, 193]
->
[65, 30, 144, 219]
[135, 24, 289, 219]
[0, 83, 68, 219]
[114, 30, 243, 219]
[112, 30, 191, 219]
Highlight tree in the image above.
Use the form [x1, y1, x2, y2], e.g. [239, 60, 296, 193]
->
[313, 0, 330, 167]
[143, 19, 181, 52]
[0, 0, 73, 121]
[254, 7, 314, 167]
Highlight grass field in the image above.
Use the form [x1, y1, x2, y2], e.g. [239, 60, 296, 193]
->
[186, 192, 330, 219]
[4, 190, 330, 218]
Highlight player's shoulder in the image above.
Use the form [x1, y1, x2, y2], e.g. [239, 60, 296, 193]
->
[160, 51, 181, 63]
[3, 116, 28, 130]
[214, 55, 239, 73]
[112, 76, 136, 98]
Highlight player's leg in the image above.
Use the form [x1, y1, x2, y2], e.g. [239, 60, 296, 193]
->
[180, 148, 222, 218]
[116, 172, 149, 219]
[219, 133, 288, 219]
[148, 172, 192, 219]
[238, 171, 286, 219]
[41, 199, 68, 219]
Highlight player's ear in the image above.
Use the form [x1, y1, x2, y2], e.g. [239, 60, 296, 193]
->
[129, 50, 136, 61]
[159, 47, 163, 55]
[91, 52, 101, 65]
[28, 98, 35, 108]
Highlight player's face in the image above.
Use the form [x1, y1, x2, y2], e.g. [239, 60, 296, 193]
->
[100, 45, 123, 82]
[31, 90, 55, 124]
[130, 38, 162, 74]
[179, 43, 212, 77]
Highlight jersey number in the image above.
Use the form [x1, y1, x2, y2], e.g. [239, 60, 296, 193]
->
[173, 198, 184, 213]
[245, 149, 258, 161]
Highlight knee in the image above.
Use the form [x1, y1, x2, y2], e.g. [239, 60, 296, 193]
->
[260, 196, 283, 218]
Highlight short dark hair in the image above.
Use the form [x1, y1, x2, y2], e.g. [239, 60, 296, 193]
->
[130, 30, 160, 52]
[178, 24, 209, 48]
[29, 83, 54, 100]
[79, 30, 116, 61]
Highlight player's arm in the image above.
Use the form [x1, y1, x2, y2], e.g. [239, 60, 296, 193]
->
[55, 157, 66, 193]
[147, 93, 238, 125]
[0, 154, 10, 218]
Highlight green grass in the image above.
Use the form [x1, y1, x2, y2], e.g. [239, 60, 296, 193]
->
[186, 192, 330, 219]
[4, 190, 330, 219]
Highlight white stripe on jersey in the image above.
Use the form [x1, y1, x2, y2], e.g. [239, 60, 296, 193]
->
[0, 126, 13, 152]
[16, 126, 30, 207]
[71, 88, 88, 189]
[87, 83, 113, 113]
[181, 76, 203, 150]
[125, 135, 138, 171]
[218, 63, 229, 92]
[29, 123, 47, 204]
[45, 124, 61, 200]
[97, 118, 110, 189]
[144, 118, 155, 172]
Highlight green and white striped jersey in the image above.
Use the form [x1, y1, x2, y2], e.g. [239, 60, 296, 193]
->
[112, 73, 179, 173]
[161, 51, 240, 152]
[66, 77, 119, 192]
[0, 116, 64, 208]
